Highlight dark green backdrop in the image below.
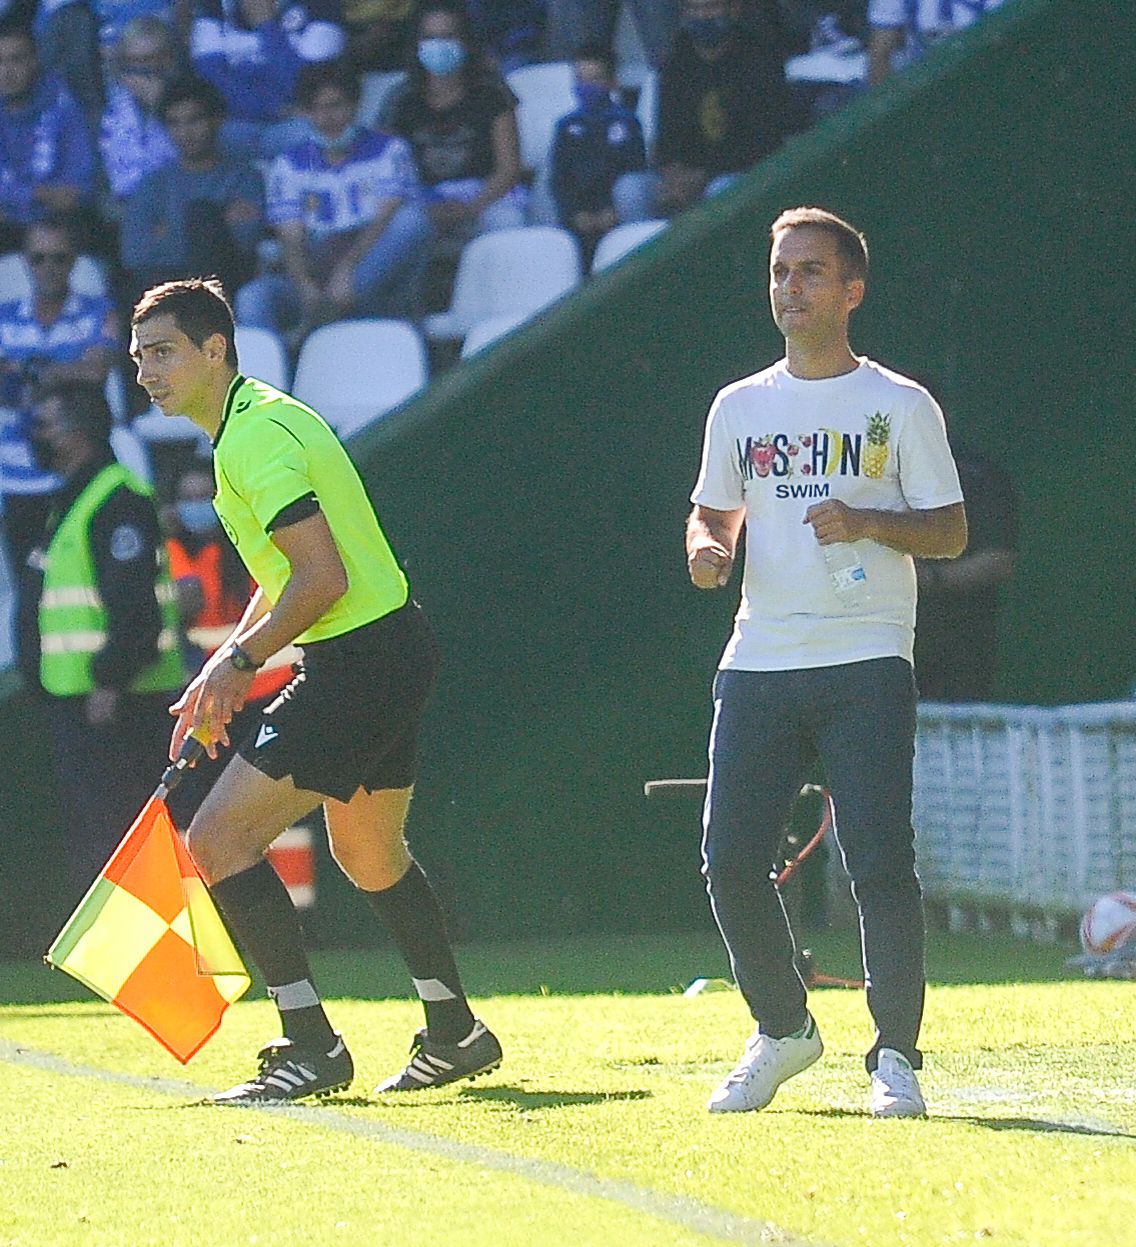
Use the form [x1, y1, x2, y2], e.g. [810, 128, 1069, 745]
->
[4, 0, 1132, 954]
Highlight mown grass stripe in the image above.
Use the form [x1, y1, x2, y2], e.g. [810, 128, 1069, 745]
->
[0, 1038, 823, 1247]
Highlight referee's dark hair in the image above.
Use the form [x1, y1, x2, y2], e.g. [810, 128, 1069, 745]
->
[770, 206, 869, 285]
[131, 276, 238, 368]
[34, 380, 114, 448]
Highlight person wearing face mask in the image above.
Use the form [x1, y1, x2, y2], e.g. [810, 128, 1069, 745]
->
[385, 2, 525, 251]
[549, 43, 646, 267]
[622, 0, 798, 220]
[234, 57, 431, 347]
[17, 379, 186, 891]
[165, 464, 251, 666]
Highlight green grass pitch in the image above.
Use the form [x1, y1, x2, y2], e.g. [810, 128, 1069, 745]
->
[2, 929, 1133, 1247]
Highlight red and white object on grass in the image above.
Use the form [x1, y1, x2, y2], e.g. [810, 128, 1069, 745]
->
[1079, 890, 1136, 956]
[266, 825, 315, 909]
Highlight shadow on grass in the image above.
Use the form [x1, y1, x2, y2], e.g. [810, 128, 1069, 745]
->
[953, 1115, 1135, 1139]
[338, 1086, 653, 1112]
[809, 1107, 1134, 1138]
[458, 1085, 652, 1110]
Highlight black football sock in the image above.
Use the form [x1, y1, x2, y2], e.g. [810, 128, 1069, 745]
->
[210, 860, 337, 1052]
[363, 861, 476, 1044]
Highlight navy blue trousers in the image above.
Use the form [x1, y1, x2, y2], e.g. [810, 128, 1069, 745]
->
[701, 658, 925, 1071]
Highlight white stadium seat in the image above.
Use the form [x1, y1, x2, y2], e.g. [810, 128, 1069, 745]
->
[234, 324, 290, 391]
[292, 318, 428, 437]
[131, 406, 212, 450]
[424, 226, 581, 341]
[591, 219, 668, 272]
[0, 251, 109, 300]
[459, 310, 533, 358]
[505, 61, 576, 175]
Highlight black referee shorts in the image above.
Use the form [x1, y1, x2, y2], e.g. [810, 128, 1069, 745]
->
[236, 600, 440, 803]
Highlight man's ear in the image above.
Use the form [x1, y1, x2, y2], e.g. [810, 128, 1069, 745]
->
[204, 331, 228, 365]
[846, 279, 866, 313]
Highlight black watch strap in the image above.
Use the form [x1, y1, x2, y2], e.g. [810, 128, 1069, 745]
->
[228, 644, 263, 672]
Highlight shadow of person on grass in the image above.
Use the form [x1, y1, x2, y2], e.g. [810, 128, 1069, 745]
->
[809, 1108, 1133, 1138]
[329, 1086, 653, 1111]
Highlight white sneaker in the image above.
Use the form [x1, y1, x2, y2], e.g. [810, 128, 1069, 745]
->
[870, 1048, 926, 1118]
[707, 1015, 823, 1113]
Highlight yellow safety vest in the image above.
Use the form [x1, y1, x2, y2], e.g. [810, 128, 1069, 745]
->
[39, 463, 186, 696]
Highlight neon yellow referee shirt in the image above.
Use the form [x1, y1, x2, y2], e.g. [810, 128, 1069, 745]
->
[212, 374, 408, 643]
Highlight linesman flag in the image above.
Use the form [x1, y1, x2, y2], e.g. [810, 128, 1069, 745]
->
[46, 795, 250, 1063]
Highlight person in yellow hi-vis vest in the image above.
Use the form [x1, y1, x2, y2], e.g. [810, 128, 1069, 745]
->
[19, 379, 186, 890]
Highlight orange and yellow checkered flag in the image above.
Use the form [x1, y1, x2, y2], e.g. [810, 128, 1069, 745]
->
[46, 796, 250, 1063]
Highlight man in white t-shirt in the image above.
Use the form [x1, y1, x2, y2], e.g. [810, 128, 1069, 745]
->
[686, 206, 966, 1118]
[867, 0, 1003, 85]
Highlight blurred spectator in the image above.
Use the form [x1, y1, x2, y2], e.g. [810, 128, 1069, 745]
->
[0, 16, 97, 250]
[91, 0, 179, 50]
[234, 58, 431, 343]
[386, 1, 525, 251]
[189, 0, 347, 159]
[546, 0, 680, 69]
[163, 460, 248, 667]
[342, 0, 417, 73]
[466, 0, 544, 73]
[617, 0, 796, 219]
[163, 458, 296, 709]
[17, 379, 185, 889]
[0, 216, 120, 573]
[550, 42, 645, 266]
[0, 0, 35, 23]
[120, 72, 263, 300]
[98, 14, 180, 209]
[867, 0, 1002, 85]
[914, 447, 1018, 702]
[35, 0, 105, 124]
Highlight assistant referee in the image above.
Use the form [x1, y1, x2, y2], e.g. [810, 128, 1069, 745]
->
[130, 277, 501, 1103]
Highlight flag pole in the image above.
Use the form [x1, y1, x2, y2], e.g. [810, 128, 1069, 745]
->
[154, 735, 207, 802]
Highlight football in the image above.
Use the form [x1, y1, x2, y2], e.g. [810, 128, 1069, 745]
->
[1079, 890, 1136, 956]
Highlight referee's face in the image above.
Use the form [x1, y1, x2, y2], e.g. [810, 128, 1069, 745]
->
[132, 313, 224, 421]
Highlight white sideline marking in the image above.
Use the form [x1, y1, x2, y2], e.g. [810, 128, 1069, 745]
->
[0, 1039, 821, 1247]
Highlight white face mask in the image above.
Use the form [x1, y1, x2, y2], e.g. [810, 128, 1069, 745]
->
[176, 499, 218, 534]
[417, 37, 467, 76]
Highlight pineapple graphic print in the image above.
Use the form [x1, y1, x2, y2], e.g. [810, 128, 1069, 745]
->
[864, 412, 891, 478]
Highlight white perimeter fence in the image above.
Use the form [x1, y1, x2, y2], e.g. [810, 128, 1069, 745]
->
[911, 702, 1136, 936]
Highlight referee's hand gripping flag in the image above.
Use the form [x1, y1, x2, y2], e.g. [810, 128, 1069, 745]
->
[44, 734, 251, 1063]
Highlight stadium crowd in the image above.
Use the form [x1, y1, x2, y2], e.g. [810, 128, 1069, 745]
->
[0, 0, 1008, 669]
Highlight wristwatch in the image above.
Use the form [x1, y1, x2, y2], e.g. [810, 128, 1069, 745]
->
[228, 644, 263, 672]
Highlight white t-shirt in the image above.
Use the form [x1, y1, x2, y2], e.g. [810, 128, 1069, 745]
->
[691, 357, 963, 672]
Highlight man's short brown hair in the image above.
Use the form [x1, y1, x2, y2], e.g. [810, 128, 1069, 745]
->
[770, 206, 869, 284]
[131, 276, 237, 368]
